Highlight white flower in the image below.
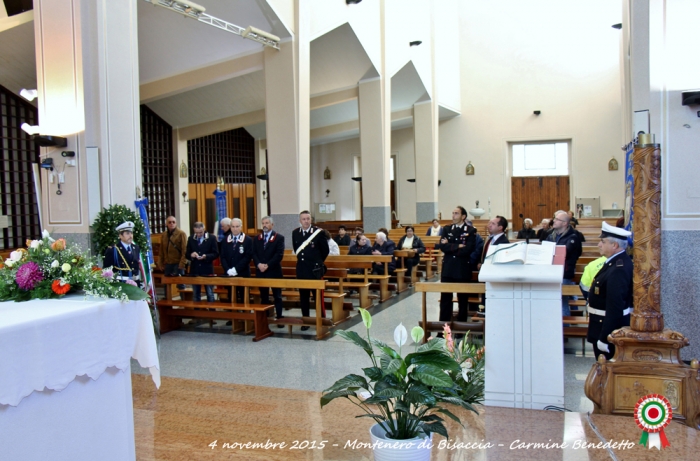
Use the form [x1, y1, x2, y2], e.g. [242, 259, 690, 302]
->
[4, 259, 13, 268]
[61, 263, 71, 273]
[394, 323, 408, 348]
[42, 229, 50, 239]
[30, 240, 42, 249]
[461, 360, 473, 382]
[9, 251, 22, 262]
[51, 260, 59, 268]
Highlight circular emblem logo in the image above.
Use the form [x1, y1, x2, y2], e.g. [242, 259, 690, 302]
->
[635, 394, 672, 432]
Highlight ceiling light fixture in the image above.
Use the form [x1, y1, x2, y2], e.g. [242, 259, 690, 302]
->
[409, 40, 422, 47]
[20, 123, 68, 147]
[146, 0, 280, 49]
[19, 89, 38, 101]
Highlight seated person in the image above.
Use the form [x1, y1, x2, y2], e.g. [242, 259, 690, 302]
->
[426, 219, 442, 236]
[371, 231, 396, 275]
[333, 225, 351, 246]
[325, 229, 340, 255]
[349, 234, 372, 274]
[348, 227, 364, 248]
[396, 226, 425, 280]
[537, 218, 553, 242]
[516, 218, 537, 240]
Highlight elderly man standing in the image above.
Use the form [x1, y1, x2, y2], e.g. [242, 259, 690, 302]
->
[586, 222, 633, 360]
[186, 222, 219, 303]
[547, 210, 583, 316]
[157, 216, 187, 289]
[220, 218, 253, 305]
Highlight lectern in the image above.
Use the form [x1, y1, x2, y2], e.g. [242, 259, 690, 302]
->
[479, 248, 565, 409]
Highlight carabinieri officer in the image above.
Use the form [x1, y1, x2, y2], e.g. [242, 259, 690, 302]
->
[586, 222, 633, 360]
[103, 221, 142, 287]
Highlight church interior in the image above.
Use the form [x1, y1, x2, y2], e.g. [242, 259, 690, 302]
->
[1, 0, 700, 459]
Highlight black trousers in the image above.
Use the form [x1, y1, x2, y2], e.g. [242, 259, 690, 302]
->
[299, 289, 313, 318]
[260, 286, 284, 318]
[402, 256, 420, 281]
[439, 275, 469, 322]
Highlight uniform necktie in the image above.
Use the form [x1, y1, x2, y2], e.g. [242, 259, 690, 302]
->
[264, 233, 269, 247]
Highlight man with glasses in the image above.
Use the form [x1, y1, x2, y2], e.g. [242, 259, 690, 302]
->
[547, 210, 583, 316]
[157, 216, 187, 289]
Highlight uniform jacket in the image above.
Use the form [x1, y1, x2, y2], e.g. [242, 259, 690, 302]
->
[253, 231, 285, 278]
[546, 226, 582, 279]
[219, 232, 254, 277]
[371, 239, 397, 273]
[586, 251, 633, 345]
[436, 223, 476, 279]
[104, 241, 141, 283]
[186, 233, 219, 275]
[158, 228, 187, 269]
[292, 226, 330, 279]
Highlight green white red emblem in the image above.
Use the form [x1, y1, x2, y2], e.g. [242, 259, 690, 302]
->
[634, 394, 672, 449]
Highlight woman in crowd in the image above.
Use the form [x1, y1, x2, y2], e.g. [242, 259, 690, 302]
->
[348, 233, 372, 274]
[517, 218, 537, 240]
[426, 219, 442, 236]
[397, 226, 426, 284]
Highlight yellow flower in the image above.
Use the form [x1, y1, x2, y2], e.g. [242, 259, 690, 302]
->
[62, 263, 71, 273]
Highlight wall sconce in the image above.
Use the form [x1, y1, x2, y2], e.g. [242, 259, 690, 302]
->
[325, 189, 330, 197]
[466, 161, 475, 175]
[406, 178, 416, 183]
[262, 190, 267, 200]
[20, 123, 68, 147]
[409, 40, 422, 47]
[608, 157, 619, 171]
[351, 177, 362, 182]
[179, 161, 188, 178]
[182, 191, 189, 202]
[257, 174, 269, 180]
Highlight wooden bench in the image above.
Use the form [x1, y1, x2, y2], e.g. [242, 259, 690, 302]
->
[415, 281, 585, 344]
[159, 275, 329, 340]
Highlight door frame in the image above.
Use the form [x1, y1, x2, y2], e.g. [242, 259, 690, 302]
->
[505, 137, 574, 219]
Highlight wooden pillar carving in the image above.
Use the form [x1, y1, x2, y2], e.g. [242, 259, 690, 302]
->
[584, 141, 700, 430]
[630, 145, 663, 332]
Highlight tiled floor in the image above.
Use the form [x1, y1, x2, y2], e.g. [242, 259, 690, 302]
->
[133, 290, 698, 459]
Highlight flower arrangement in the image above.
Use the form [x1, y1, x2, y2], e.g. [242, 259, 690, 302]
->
[0, 230, 147, 302]
[442, 324, 485, 405]
[321, 309, 477, 441]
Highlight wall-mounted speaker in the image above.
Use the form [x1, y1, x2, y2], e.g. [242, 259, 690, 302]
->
[681, 91, 700, 106]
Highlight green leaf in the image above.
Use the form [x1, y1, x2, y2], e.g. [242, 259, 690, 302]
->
[335, 330, 372, 354]
[372, 339, 401, 360]
[355, 414, 386, 420]
[417, 337, 446, 352]
[359, 308, 372, 329]
[362, 366, 383, 381]
[405, 351, 461, 372]
[412, 365, 454, 387]
[384, 358, 404, 375]
[375, 388, 405, 398]
[323, 374, 369, 393]
[411, 326, 424, 344]
[421, 421, 449, 438]
[438, 396, 478, 414]
[405, 386, 436, 406]
[363, 395, 391, 405]
[320, 389, 356, 407]
[436, 408, 464, 425]
[118, 283, 149, 300]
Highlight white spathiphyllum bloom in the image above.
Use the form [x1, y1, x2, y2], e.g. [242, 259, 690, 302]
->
[9, 251, 22, 262]
[394, 323, 408, 348]
[461, 360, 473, 382]
[30, 240, 42, 249]
[51, 260, 59, 268]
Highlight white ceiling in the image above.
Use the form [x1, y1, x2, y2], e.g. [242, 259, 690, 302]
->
[137, 0, 289, 84]
[146, 70, 266, 128]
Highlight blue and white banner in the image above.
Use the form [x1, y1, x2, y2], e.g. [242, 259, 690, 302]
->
[623, 142, 634, 247]
[213, 189, 228, 242]
[134, 197, 155, 266]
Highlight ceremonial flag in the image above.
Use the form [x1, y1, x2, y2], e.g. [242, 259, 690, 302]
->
[214, 188, 228, 242]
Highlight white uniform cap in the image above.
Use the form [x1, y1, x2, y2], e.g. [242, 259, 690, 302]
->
[599, 221, 631, 239]
[116, 221, 135, 233]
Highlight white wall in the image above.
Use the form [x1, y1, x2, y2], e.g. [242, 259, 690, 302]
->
[310, 126, 418, 223]
[437, 0, 624, 220]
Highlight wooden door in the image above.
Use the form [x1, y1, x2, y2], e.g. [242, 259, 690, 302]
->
[188, 183, 257, 234]
[511, 176, 570, 228]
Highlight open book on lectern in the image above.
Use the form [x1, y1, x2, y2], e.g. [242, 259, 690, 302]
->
[486, 241, 556, 265]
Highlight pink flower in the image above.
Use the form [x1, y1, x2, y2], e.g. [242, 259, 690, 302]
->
[125, 279, 137, 286]
[443, 324, 454, 353]
[16, 261, 44, 290]
[102, 269, 114, 279]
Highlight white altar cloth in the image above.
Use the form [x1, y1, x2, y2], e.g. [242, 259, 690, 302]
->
[0, 296, 160, 460]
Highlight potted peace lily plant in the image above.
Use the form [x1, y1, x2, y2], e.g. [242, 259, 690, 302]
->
[320, 309, 478, 460]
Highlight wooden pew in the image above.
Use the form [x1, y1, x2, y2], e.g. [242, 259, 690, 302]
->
[158, 275, 329, 340]
[414, 282, 586, 344]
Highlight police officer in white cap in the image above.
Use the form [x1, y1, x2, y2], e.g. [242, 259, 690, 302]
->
[103, 221, 142, 287]
[586, 222, 633, 360]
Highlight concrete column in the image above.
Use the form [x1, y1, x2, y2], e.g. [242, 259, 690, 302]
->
[358, 77, 391, 232]
[263, 1, 310, 244]
[173, 130, 189, 234]
[413, 100, 439, 223]
[33, 0, 140, 248]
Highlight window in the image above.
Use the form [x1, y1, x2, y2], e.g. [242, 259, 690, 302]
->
[512, 142, 569, 177]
